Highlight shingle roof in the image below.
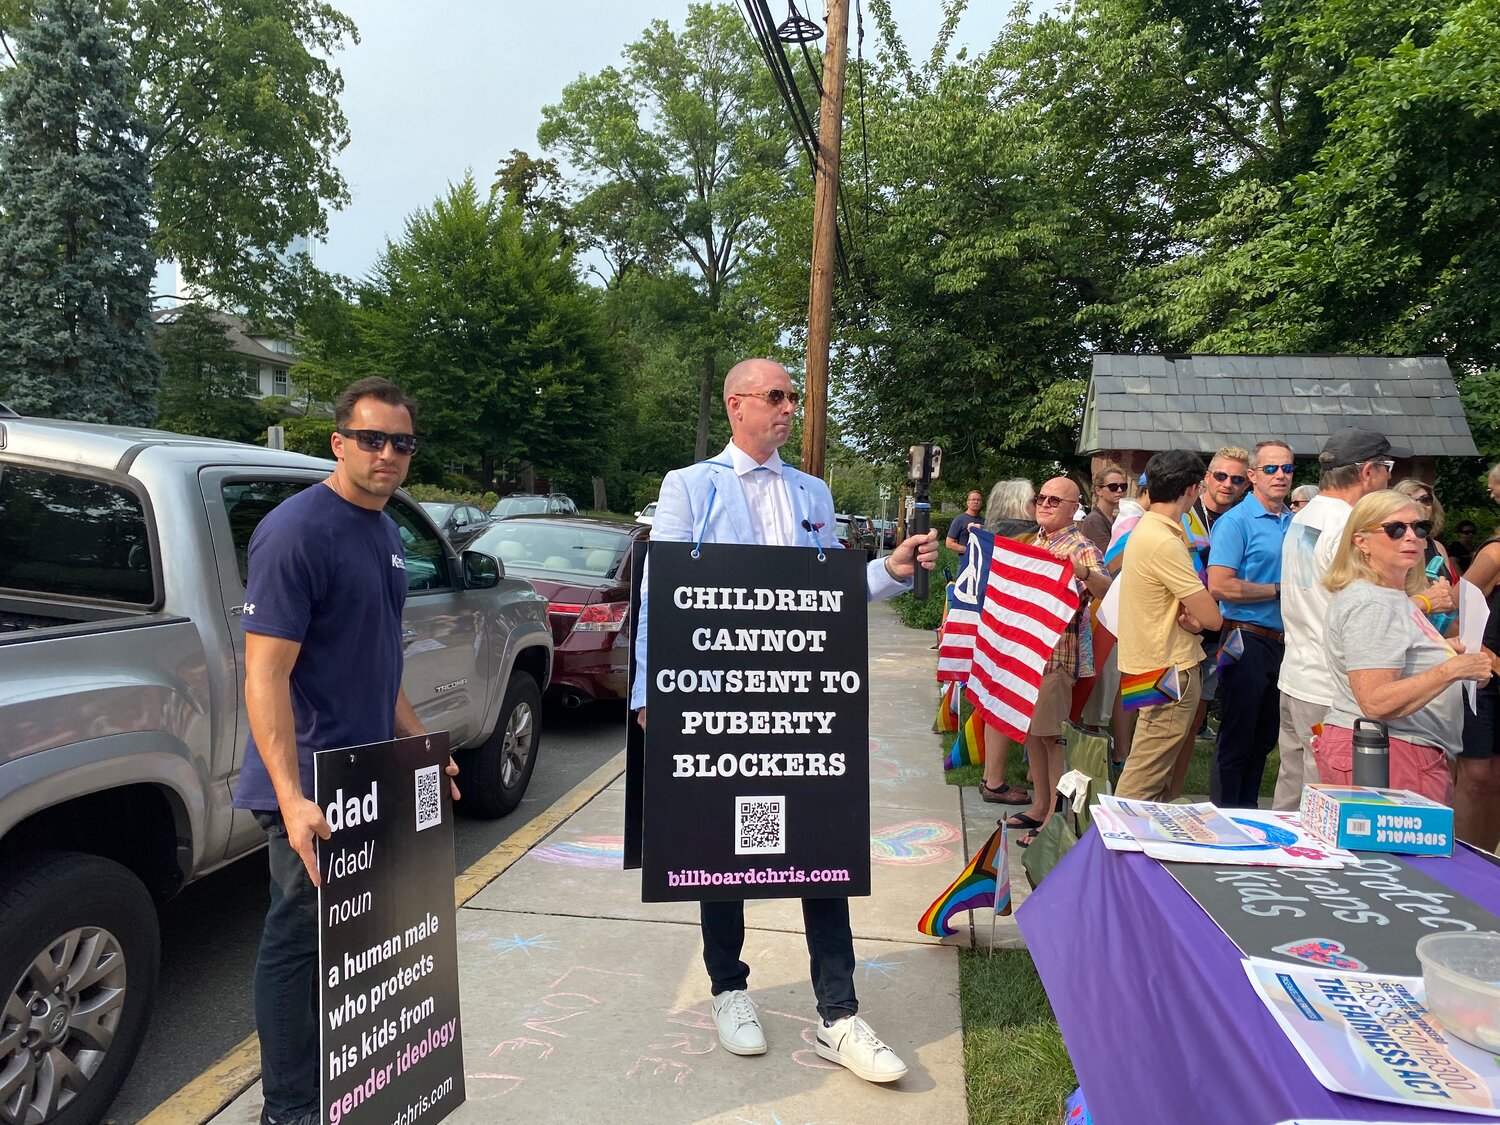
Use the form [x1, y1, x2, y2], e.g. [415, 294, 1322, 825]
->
[1078, 354, 1476, 458]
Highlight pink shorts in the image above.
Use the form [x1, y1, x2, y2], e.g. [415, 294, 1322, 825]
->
[1312, 725, 1453, 804]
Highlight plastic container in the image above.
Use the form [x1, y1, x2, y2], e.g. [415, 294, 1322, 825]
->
[1415, 931, 1500, 1052]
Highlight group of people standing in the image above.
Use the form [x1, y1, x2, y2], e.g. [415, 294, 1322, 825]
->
[955, 428, 1500, 855]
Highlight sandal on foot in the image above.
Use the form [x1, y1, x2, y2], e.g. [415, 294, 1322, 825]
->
[1005, 811, 1042, 830]
[1016, 828, 1040, 848]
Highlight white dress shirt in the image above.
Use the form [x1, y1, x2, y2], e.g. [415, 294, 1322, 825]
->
[723, 441, 795, 547]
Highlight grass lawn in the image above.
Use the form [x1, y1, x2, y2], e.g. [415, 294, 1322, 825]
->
[960, 949, 1077, 1125]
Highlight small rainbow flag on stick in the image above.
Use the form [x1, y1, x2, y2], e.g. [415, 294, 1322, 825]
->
[933, 681, 959, 734]
[918, 822, 1011, 937]
[945, 702, 986, 770]
[1120, 665, 1181, 711]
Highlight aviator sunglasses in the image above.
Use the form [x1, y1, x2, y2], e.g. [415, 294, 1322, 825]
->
[1254, 463, 1297, 475]
[337, 428, 420, 455]
[738, 389, 800, 407]
[1363, 519, 1432, 541]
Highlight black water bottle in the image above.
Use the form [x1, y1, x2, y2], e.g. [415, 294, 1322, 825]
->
[1352, 718, 1390, 788]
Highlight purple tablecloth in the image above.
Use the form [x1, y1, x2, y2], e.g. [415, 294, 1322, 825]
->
[1016, 832, 1500, 1125]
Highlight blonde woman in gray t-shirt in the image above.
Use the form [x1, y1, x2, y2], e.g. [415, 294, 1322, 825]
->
[1317, 490, 1492, 802]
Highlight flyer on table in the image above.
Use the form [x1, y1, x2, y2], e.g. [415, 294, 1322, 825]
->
[1244, 958, 1500, 1117]
[1094, 806, 1351, 868]
[1098, 796, 1264, 858]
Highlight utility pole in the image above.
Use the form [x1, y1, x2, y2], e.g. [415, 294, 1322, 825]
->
[800, 0, 848, 481]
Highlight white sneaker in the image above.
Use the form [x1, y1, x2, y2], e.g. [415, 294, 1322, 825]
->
[815, 1014, 908, 1083]
[711, 990, 766, 1055]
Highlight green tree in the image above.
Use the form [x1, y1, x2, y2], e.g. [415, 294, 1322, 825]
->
[539, 3, 795, 459]
[0, 0, 357, 318]
[354, 175, 620, 488]
[153, 303, 270, 441]
[0, 0, 160, 422]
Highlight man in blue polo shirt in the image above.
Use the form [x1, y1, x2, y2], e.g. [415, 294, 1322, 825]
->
[1206, 439, 1295, 807]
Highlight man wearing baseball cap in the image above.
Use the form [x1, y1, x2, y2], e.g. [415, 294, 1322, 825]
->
[1274, 428, 1454, 808]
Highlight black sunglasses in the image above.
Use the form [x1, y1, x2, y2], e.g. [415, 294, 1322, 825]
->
[1411, 492, 1434, 505]
[739, 389, 800, 407]
[1210, 471, 1247, 485]
[338, 428, 419, 455]
[1364, 520, 1432, 541]
[1101, 482, 1128, 493]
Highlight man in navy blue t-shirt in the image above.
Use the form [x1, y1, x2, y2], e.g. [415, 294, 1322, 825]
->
[232, 377, 454, 1125]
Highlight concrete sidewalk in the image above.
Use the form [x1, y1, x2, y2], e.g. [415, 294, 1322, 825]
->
[210, 603, 1016, 1125]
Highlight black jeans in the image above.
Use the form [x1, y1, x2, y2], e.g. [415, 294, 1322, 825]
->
[1210, 632, 1284, 808]
[252, 812, 320, 1123]
[700, 897, 857, 1022]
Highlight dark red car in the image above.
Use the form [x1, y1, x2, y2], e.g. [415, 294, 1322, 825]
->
[469, 515, 646, 707]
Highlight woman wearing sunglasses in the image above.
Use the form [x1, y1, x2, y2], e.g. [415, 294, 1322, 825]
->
[1316, 490, 1492, 802]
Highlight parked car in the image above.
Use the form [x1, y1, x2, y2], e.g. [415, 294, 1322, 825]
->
[420, 500, 493, 548]
[471, 515, 647, 707]
[492, 492, 578, 519]
[0, 417, 555, 1124]
[635, 501, 657, 527]
[835, 513, 879, 560]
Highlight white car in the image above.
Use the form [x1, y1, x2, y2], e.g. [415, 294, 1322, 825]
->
[635, 501, 657, 527]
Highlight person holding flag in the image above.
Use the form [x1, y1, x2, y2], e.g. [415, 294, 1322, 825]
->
[1114, 451, 1224, 801]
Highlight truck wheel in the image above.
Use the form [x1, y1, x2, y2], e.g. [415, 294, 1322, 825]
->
[464, 669, 543, 818]
[0, 852, 160, 1125]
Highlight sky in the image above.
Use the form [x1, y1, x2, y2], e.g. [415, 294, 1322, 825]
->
[290, 0, 1008, 285]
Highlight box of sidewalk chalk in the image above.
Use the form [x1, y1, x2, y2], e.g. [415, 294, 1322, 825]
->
[1299, 783, 1453, 856]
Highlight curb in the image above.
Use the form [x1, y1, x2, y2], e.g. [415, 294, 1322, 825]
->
[136, 750, 626, 1125]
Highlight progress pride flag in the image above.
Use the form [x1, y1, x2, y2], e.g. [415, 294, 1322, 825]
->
[937, 529, 1079, 743]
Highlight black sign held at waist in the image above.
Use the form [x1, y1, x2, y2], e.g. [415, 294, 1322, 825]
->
[315, 732, 464, 1125]
[1165, 853, 1500, 976]
[641, 542, 870, 902]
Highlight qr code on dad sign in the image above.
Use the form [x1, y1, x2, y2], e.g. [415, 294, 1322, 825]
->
[415, 764, 442, 832]
[735, 795, 786, 855]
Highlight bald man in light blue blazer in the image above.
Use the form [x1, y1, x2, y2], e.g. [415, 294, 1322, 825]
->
[632, 357, 937, 1084]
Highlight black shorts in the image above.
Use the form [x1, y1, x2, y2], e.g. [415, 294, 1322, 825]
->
[1461, 681, 1498, 759]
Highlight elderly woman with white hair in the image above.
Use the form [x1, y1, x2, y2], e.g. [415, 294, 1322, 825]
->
[1316, 490, 1492, 802]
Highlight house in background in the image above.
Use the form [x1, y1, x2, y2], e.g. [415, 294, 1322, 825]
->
[1078, 354, 1477, 482]
[150, 307, 313, 409]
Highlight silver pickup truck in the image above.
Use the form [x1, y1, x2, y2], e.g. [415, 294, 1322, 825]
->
[0, 416, 554, 1124]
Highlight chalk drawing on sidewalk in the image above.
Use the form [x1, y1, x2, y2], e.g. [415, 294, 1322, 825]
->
[763, 1009, 842, 1071]
[490, 933, 561, 956]
[488, 1037, 553, 1061]
[869, 820, 960, 864]
[465, 1072, 524, 1099]
[531, 834, 624, 868]
[626, 1056, 694, 1085]
[858, 956, 906, 980]
[868, 736, 930, 787]
[734, 1114, 817, 1125]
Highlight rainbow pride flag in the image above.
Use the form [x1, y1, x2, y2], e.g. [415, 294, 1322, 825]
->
[933, 681, 960, 734]
[1120, 665, 1181, 711]
[918, 822, 1011, 937]
[945, 707, 986, 770]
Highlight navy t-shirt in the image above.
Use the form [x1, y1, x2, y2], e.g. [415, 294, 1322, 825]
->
[232, 482, 408, 812]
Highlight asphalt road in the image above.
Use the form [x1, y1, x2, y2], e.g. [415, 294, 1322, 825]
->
[105, 700, 627, 1124]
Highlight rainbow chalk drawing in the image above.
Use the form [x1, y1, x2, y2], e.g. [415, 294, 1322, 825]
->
[530, 835, 625, 868]
[870, 820, 961, 865]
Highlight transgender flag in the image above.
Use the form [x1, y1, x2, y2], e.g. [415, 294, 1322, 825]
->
[939, 529, 1080, 743]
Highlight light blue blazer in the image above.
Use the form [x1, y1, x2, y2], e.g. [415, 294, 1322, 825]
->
[630, 451, 909, 708]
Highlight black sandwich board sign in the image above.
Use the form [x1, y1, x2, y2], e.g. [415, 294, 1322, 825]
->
[637, 541, 870, 902]
[315, 731, 464, 1125]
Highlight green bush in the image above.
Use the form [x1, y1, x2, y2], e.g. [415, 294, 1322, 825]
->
[403, 482, 499, 508]
[890, 544, 960, 630]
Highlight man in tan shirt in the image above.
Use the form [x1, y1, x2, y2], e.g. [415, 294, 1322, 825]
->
[1115, 451, 1224, 801]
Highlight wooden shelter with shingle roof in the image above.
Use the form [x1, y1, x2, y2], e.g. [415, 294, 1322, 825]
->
[1078, 354, 1476, 480]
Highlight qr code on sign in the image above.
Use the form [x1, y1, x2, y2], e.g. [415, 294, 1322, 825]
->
[415, 764, 442, 832]
[735, 795, 786, 855]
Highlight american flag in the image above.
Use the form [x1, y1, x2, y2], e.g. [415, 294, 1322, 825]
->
[937, 528, 1080, 743]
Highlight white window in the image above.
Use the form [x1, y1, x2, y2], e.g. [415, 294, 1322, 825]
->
[273, 370, 288, 396]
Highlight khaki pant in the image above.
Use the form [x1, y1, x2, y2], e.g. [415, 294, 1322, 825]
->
[1115, 668, 1201, 802]
[1274, 694, 1325, 811]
